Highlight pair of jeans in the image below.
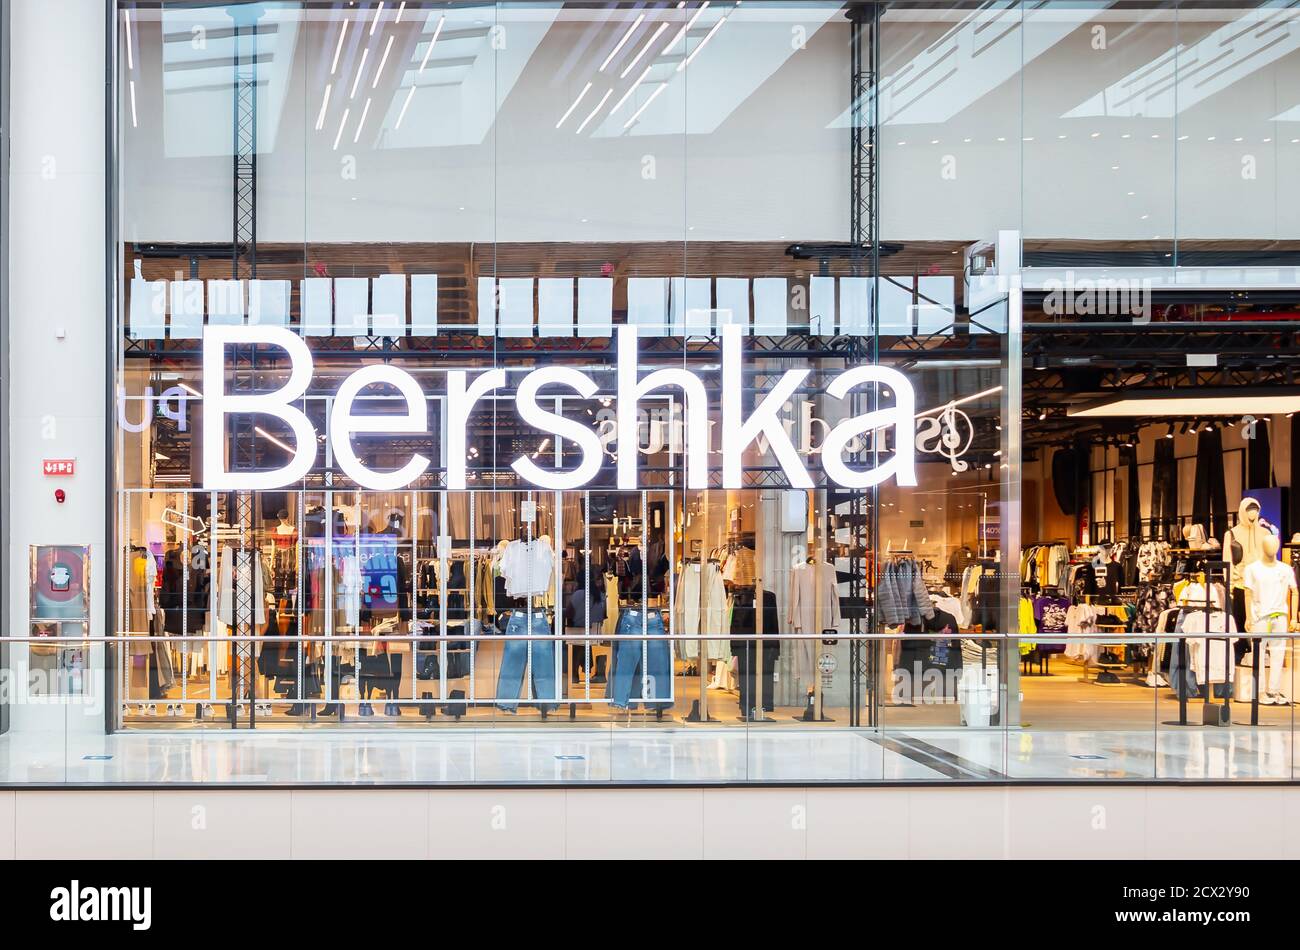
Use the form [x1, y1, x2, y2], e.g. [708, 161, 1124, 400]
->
[609, 608, 672, 708]
[495, 611, 557, 712]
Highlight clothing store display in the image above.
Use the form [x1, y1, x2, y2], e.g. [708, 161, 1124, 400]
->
[495, 611, 557, 712]
[946, 546, 975, 587]
[677, 558, 726, 661]
[1136, 541, 1172, 582]
[721, 546, 756, 588]
[878, 557, 933, 626]
[609, 608, 672, 709]
[1020, 543, 1069, 591]
[786, 560, 841, 686]
[1243, 558, 1296, 627]
[729, 590, 781, 717]
[498, 538, 556, 598]
[1226, 497, 1269, 589]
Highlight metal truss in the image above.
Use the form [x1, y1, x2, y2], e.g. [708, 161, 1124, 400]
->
[231, 10, 258, 280]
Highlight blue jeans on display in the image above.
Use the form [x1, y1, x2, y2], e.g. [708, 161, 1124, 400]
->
[609, 608, 672, 709]
[496, 611, 558, 712]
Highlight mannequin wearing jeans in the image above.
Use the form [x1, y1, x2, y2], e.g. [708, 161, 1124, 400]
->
[1244, 534, 1295, 705]
[609, 608, 671, 709]
[495, 610, 557, 712]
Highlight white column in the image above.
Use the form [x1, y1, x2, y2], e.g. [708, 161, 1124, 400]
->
[7, 0, 107, 741]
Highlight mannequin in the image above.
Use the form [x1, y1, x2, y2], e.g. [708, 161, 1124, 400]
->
[1184, 523, 1211, 550]
[1242, 533, 1294, 705]
[1225, 497, 1268, 636]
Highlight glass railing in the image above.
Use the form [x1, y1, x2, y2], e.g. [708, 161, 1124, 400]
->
[0, 633, 1293, 785]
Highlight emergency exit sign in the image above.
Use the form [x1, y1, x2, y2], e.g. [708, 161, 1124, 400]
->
[42, 459, 75, 476]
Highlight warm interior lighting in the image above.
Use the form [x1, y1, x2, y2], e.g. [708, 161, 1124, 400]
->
[1069, 390, 1300, 418]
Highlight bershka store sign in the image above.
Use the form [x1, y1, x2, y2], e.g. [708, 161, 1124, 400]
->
[201, 325, 918, 492]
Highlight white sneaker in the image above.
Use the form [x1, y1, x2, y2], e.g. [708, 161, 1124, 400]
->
[1156, 674, 1169, 687]
[1259, 694, 1277, 706]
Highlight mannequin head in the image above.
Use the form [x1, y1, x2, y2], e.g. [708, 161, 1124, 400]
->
[1241, 497, 1261, 526]
[1262, 534, 1280, 562]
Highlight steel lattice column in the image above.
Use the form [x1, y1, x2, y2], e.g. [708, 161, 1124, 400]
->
[845, 2, 881, 727]
[231, 3, 261, 280]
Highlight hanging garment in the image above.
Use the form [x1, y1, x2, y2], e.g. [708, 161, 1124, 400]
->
[217, 545, 267, 627]
[127, 552, 156, 658]
[500, 538, 556, 598]
[1193, 428, 1230, 541]
[1150, 438, 1179, 539]
[787, 560, 842, 687]
[1248, 417, 1274, 491]
[677, 562, 702, 660]
[1124, 444, 1141, 540]
[602, 573, 620, 637]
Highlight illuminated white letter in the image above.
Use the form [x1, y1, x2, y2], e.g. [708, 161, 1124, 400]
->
[721, 324, 811, 489]
[821, 366, 917, 489]
[511, 367, 604, 490]
[617, 325, 708, 490]
[446, 368, 507, 490]
[329, 365, 430, 491]
[202, 325, 317, 489]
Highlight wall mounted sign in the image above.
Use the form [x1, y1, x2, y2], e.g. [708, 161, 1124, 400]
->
[42, 459, 76, 476]
[201, 325, 920, 493]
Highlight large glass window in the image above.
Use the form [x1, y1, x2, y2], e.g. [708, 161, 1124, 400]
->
[106, 1, 1300, 786]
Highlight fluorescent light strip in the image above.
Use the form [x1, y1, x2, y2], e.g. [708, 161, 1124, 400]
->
[333, 107, 350, 150]
[556, 81, 593, 128]
[663, 1, 709, 56]
[123, 9, 134, 70]
[621, 21, 668, 78]
[611, 65, 651, 114]
[370, 1, 385, 36]
[677, 14, 726, 72]
[372, 34, 395, 88]
[395, 1, 406, 23]
[350, 47, 369, 98]
[575, 88, 613, 134]
[315, 83, 332, 130]
[255, 427, 295, 454]
[354, 97, 372, 142]
[331, 17, 349, 75]
[1070, 395, 1300, 418]
[419, 15, 445, 73]
[129, 80, 138, 128]
[622, 81, 667, 129]
[395, 85, 416, 129]
[600, 12, 645, 72]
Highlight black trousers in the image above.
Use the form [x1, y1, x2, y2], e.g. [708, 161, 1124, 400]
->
[1192, 429, 1228, 540]
[733, 644, 776, 716]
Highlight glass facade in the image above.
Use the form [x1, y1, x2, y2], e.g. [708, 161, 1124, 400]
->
[81, 0, 1300, 784]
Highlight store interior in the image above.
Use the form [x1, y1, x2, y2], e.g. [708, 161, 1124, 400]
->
[102, 231, 1300, 735]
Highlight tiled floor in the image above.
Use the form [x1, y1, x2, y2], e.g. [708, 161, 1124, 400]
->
[0, 723, 1295, 784]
